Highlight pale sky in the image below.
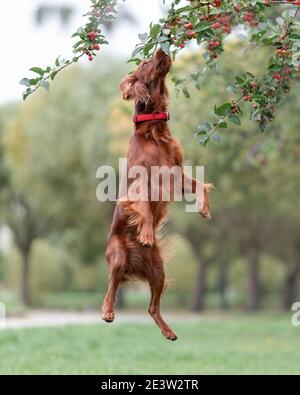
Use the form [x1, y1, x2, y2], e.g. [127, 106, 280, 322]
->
[0, 0, 175, 104]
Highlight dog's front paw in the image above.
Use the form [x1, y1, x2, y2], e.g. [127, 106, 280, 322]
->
[200, 208, 211, 220]
[198, 199, 212, 220]
[138, 227, 155, 248]
[102, 311, 115, 323]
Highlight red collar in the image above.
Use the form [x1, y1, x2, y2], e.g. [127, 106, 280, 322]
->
[133, 112, 170, 124]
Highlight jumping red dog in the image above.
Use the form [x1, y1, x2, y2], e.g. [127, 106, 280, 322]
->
[102, 49, 212, 341]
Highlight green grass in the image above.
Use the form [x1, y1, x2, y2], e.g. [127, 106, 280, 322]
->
[0, 313, 299, 374]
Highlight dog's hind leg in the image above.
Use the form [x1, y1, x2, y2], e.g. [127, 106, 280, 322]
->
[102, 237, 127, 323]
[147, 251, 177, 341]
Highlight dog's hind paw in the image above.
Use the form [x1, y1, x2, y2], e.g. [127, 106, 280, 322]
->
[164, 331, 178, 341]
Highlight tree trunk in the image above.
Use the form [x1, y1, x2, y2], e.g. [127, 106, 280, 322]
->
[281, 264, 300, 310]
[191, 259, 207, 312]
[219, 231, 229, 310]
[219, 257, 229, 310]
[20, 248, 31, 306]
[247, 248, 260, 311]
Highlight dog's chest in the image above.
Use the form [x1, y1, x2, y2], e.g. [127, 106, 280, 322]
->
[128, 134, 179, 168]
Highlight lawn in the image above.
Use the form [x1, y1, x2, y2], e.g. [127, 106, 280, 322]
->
[0, 314, 299, 374]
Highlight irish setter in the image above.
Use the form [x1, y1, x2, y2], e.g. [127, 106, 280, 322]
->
[102, 49, 212, 341]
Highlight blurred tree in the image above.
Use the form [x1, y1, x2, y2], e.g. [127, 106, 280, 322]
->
[1, 104, 55, 305]
[1, 60, 129, 305]
[170, 41, 300, 311]
[34, 2, 136, 29]
[35, 5, 74, 26]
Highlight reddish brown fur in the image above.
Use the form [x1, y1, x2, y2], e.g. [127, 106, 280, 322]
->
[102, 50, 212, 341]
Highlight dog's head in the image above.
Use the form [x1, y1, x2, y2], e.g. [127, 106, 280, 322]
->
[120, 49, 172, 107]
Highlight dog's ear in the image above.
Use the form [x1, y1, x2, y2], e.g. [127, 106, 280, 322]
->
[120, 75, 150, 104]
[120, 75, 136, 101]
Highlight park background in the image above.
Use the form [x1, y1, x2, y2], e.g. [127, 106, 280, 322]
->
[0, 0, 300, 374]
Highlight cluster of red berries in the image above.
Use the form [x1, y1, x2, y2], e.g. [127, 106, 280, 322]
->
[211, 14, 232, 34]
[272, 43, 294, 81]
[243, 11, 258, 27]
[212, 0, 222, 7]
[206, 13, 233, 59]
[87, 31, 99, 42]
[272, 74, 283, 81]
[208, 40, 221, 49]
[168, 17, 196, 48]
[167, 0, 300, 59]
[230, 104, 240, 114]
[276, 47, 291, 59]
[241, 82, 259, 104]
[272, 68, 293, 81]
[184, 22, 197, 39]
[84, 31, 101, 61]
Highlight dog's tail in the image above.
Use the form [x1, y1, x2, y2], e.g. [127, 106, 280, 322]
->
[157, 234, 181, 294]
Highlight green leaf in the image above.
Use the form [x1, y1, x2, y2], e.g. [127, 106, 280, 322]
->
[235, 76, 245, 85]
[182, 87, 190, 99]
[191, 72, 200, 81]
[218, 122, 228, 129]
[229, 114, 241, 126]
[175, 78, 187, 87]
[19, 78, 31, 87]
[268, 64, 281, 71]
[160, 40, 170, 55]
[215, 103, 231, 117]
[195, 130, 207, 137]
[259, 119, 267, 133]
[50, 71, 58, 80]
[131, 46, 143, 58]
[30, 67, 45, 76]
[127, 58, 142, 65]
[199, 136, 210, 147]
[227, 84, 237, 94]
[290, 33, 300, 40]
[197, 122, 212, 132]
[41, 81, 50, 91]
[138, 33, 148, 43]
[150, 24, 161, 39]
[29, 78, 39, 86]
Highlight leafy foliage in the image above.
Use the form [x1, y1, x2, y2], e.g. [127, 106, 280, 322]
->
[20, 0, 119, 100]
[132, 0, 300, 142]
[20, 0, 300, 144]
